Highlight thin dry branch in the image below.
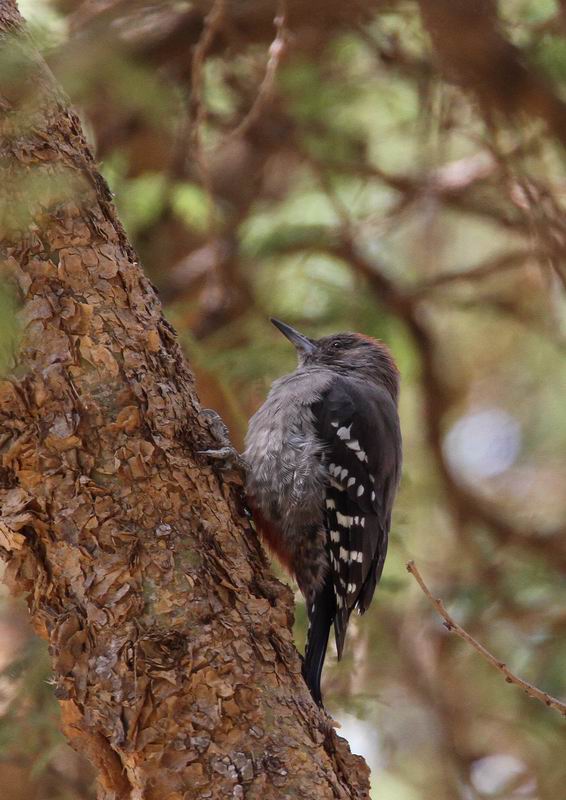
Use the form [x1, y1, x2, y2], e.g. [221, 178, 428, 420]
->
[406, 560, 566, 718]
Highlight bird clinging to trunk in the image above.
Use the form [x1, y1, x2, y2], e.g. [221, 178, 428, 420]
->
[243, 318, 402, 705]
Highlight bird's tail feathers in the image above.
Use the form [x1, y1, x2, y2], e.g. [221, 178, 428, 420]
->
[333, 606, 349, 661]
[303, 577, 334, 706]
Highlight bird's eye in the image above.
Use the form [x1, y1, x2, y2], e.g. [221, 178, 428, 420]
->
[332, 342, 341, 349]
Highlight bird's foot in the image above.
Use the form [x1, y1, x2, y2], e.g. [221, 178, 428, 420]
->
[200, 445, 247, 473]
[199, 409, 247, 475]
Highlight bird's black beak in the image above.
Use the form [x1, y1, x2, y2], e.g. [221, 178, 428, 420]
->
[271, 318, 316, 355]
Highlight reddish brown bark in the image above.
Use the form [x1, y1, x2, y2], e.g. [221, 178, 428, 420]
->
[0, 2, 370, 797]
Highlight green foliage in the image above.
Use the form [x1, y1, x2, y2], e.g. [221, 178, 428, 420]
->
[171, 183, 211, 233]
[532, 35, 566, 83]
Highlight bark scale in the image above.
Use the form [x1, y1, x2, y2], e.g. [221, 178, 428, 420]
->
[0, 2, 370, 798]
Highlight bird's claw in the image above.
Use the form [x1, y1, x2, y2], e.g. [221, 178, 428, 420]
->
[199, 409, 248, 475]
[199, 446, 236, 460]
[198, 445, 247, 474]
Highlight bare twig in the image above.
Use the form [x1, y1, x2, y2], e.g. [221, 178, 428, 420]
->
[406, 560, 566, 718]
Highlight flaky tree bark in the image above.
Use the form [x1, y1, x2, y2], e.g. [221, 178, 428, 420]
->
[0, 3, 370, 797]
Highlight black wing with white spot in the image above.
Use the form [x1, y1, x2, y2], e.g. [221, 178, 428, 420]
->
[313, 376, 401, 658]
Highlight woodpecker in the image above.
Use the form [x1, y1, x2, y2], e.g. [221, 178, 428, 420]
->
[243, 318, 402, 706]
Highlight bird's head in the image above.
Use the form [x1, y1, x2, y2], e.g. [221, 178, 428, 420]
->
[271, 318, 399, 400]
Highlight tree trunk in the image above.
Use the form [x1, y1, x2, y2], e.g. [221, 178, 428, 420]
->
[0, 2, 370, 798]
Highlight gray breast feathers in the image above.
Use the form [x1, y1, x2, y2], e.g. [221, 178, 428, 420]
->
[244, 369, 333, 532]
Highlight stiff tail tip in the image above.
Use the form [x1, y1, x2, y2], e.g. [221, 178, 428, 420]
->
[302, 579, 334, 706]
